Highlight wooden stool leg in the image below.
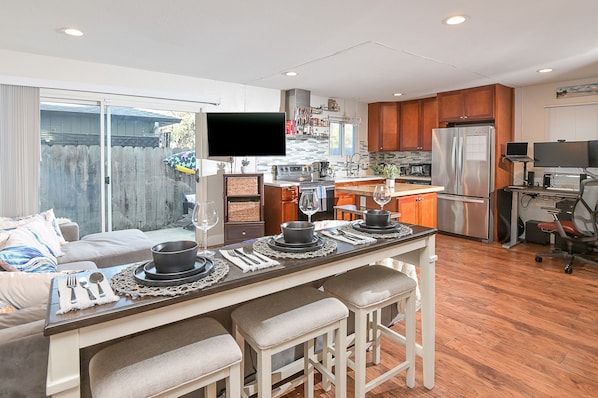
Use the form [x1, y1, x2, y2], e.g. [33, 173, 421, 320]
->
[335, 320, 348, 398]
[206, 383, 217, 398]
[305, 338, 315, 398]
[256, 348, 272, 398]
[406, 293, 416, 388]
[321, 332, 333, 391]
[372, 309, 382, 365]
[233, 323, 246, 396]
[354, 309, 368, 398]
[228, 362, 241, 398]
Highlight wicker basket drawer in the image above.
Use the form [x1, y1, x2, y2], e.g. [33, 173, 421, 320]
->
[227, 176, 259, 196]
[228, 201, 261, 222]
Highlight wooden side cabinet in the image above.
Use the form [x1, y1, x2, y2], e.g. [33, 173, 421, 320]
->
[437, 84, 495, 123]
[397, 193, 437, 228]
[264, 185, 298, 236]
[399, 97, 437, 151]
[223, 174, 265, 244]
[368, 102, 400, 152]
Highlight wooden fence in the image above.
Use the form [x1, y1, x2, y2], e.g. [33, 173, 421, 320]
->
[40, 145, 196, 236]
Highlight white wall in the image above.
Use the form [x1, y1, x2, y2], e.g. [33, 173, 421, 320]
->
[514, 75, 598, 224]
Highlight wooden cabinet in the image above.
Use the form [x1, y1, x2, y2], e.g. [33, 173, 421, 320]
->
[398, 97, 437, 151]
[223, 174, 264, 244]
[397, 193, 437, 228]
[264, 185, 298, 236]
[368, 102, 400, 152]
[437, 85, 495, 123]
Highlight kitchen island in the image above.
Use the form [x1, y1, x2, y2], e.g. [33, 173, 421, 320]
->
[335, 182, 444, 228]
[45, 225, 438, 397]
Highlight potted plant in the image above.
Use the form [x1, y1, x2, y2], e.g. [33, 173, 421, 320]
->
[382, 164, 399, 189]
[241, 158, 250, 174]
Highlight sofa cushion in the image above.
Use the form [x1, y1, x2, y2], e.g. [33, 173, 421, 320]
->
[59, 229, 153, 268]
[0, 305, 47, 330]
[0, 228, 58, 273]
[0, 272, 56, 310]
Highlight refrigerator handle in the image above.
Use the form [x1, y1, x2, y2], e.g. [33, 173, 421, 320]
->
[451, 136, 458, 185]
[438, 194, 486, 204]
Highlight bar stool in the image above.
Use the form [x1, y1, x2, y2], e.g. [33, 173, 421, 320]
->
[89, 317, 242, 398]
[323, 264, 417, 397]
[231, 285, 348, 398]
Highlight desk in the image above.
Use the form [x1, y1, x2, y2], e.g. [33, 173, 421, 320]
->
[45, 225, 438, 397]
[502, 186, 578, 248]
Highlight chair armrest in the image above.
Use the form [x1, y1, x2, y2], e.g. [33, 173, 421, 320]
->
[59, 222, 79, 242]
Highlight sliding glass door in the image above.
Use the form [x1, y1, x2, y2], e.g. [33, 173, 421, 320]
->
[40, 98, 197, 237]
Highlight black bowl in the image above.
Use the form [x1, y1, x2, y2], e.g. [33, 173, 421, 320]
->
[281, 221, 315, 243]
[151, 240, 199, 273]
[364, 209, 391, 227]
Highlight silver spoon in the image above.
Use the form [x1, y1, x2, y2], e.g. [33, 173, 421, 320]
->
[89, 272, 106, 298]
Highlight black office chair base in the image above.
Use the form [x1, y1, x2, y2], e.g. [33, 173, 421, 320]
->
[535, 249, 598, 274]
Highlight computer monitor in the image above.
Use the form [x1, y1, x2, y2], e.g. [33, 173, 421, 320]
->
[533, 141, 590, 168]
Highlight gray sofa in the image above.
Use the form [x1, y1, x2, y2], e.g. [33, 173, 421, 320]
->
[0, 223, 153, 397]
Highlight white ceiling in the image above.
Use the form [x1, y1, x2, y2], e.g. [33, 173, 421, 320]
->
[1, 0, 597, 103]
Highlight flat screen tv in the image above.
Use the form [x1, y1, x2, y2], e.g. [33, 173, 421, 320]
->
[206, 112, 286, 157]
[533, 141, 589, 168]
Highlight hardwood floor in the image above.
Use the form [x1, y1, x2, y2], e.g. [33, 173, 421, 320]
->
[280, 234, 598, 397]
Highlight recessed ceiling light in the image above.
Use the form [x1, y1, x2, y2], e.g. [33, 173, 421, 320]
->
[61, 28, 84, 37]
[537, 68, 553, 73]
[443, 15, 468, 25]
[284, 71, 297, 77]
[393, 93, 403, 97]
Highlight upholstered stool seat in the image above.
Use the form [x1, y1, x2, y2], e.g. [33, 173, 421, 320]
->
[231, 285, 348, 398]
[323, 264, 417, 397]
[89, 317, 242, 398]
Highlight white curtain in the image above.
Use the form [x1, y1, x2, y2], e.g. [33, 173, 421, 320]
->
[0, 84, 40, 217]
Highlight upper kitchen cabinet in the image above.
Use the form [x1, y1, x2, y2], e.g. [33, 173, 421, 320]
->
[437, 84, 496, 123]
[398, 97, 437, 151]
[368, 102, 400, 151]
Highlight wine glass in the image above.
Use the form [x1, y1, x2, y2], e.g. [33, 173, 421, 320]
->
[373, 185, 392, 210]
[192, 201, 219, 257]
[299, 189, 320, 223]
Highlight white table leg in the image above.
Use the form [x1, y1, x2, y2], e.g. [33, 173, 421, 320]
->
[419, 234, 437, 389]
[46, 331, 81, 397]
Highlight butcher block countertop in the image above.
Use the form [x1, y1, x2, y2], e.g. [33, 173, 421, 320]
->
[335, 183, 444, 197]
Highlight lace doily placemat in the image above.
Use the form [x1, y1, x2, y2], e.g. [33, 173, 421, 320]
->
[343, 221, 413, 239]
[110, 259, 229, 298]
[253, 237, 337, 259]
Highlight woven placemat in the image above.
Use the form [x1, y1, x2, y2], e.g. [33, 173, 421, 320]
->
[253, 237, 337, 259]
[110, 259, 229, 298]
[344, 221, 413, 239]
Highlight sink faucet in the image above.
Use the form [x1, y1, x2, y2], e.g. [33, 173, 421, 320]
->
[346, 153, 362, 176]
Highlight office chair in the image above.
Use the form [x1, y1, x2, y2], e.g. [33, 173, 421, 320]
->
[535, 178, 598, 273]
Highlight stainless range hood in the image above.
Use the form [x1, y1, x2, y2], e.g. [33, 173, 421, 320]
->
[284, 89, 310, 122]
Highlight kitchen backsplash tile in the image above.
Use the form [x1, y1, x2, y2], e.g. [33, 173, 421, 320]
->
[256, 137, 431, 176]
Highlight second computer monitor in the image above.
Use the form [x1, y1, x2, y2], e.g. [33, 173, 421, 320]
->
[533, 141, 590, 168]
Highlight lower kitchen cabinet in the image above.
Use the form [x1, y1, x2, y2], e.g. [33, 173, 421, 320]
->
[264, 185, 298, 236]
[397, 193, 437, 228]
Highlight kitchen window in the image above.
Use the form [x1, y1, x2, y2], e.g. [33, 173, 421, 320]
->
[329, 121, 357, 156]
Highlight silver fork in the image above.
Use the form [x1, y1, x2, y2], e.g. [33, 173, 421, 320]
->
[226, 250, 253, 266]
[330, 229, 361, 242]
[66, 275, 77, 304]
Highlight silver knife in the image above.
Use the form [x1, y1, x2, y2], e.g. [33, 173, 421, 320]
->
[234, 248, 260, 264]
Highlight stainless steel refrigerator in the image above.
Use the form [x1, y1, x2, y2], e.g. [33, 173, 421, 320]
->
[432, 125, 495, 241]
